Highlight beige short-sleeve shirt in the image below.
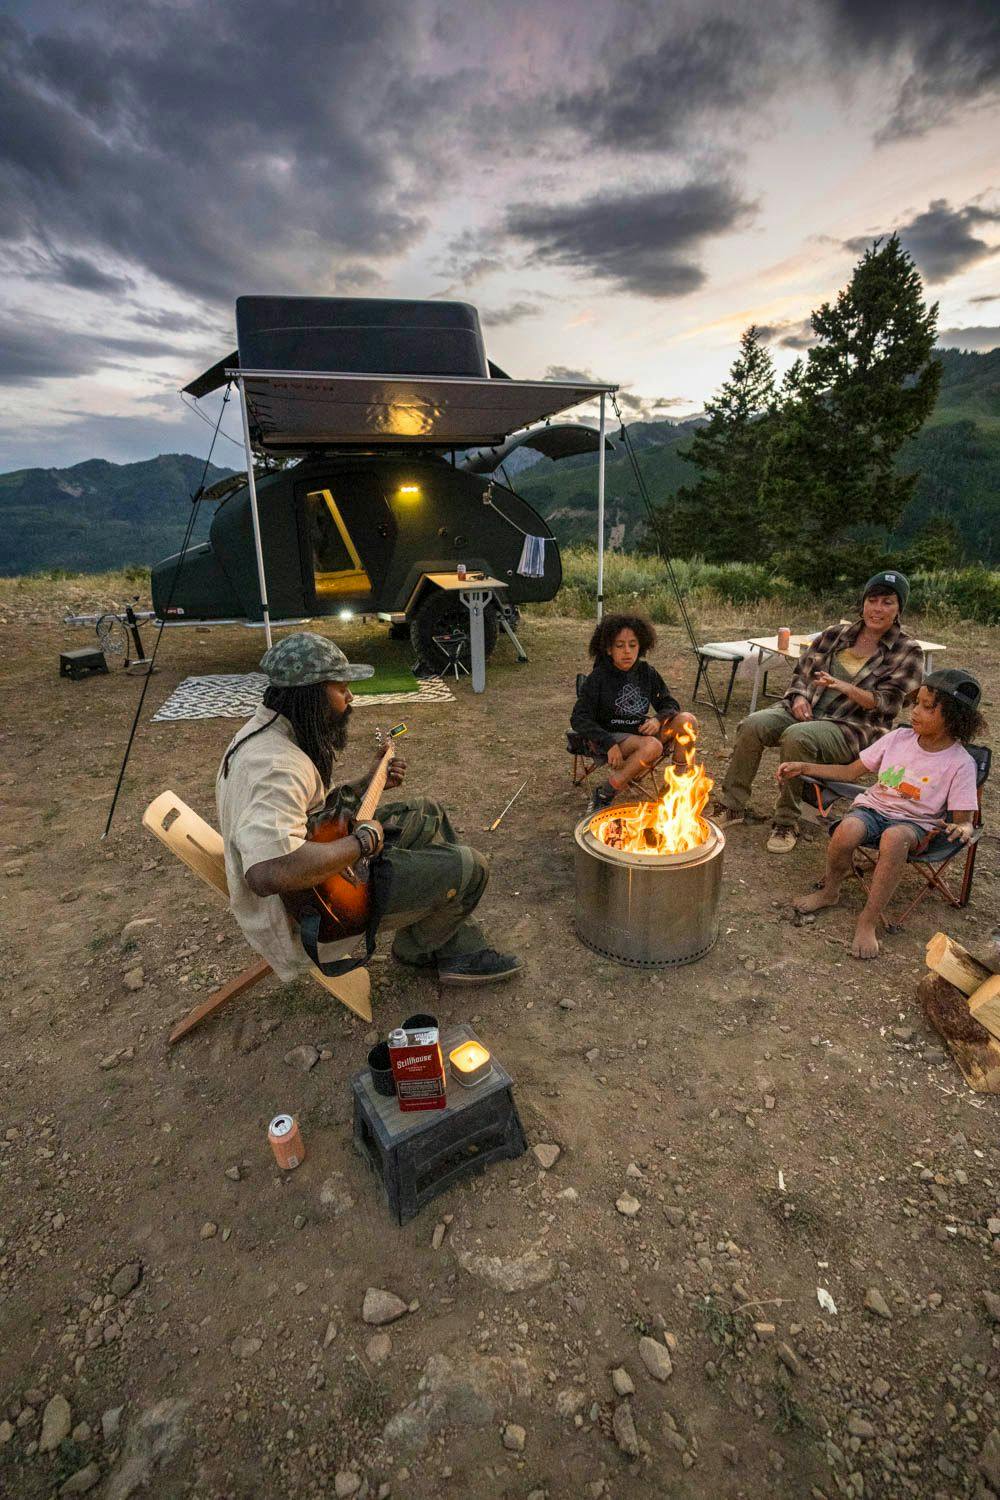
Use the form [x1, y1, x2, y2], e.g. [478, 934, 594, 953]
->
[216, 708, 325, 980]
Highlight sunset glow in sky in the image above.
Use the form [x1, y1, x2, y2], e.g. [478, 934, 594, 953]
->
[1, 0, 997, 469]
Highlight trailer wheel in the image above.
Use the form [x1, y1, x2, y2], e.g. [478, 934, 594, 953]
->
[409, 589, 498, 670]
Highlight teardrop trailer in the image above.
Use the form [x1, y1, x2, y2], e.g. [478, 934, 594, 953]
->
[151, 296, 617, 680]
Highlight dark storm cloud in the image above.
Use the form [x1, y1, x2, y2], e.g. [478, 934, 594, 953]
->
[819, 0, 1000, 139]
[0, 3, 434, 307]
[969, 292, 999, 304]
[558, 16, 774, 152]
[542, 367, 684, 418]
[481, 302, 542, 328]
[505, 182, 754, 299]
[844, 200, 1000, 282]
[0, 315, 193, 385]
[757, 318, 818, 349]
[936, 325, 1000, 352]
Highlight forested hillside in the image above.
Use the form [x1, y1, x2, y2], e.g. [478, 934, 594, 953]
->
[0, 348, 995, 575]
[0, 454, 234, 576]
[518, 347, 1000, 562]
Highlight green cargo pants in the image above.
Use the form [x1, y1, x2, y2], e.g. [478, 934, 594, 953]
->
[379, 796, 490, 962]
[718, 706, 853, 829]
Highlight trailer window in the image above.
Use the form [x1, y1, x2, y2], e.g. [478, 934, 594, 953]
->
[306, 489, 372, 597]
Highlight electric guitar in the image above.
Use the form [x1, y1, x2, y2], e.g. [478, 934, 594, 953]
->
[284, 723, 407, 943]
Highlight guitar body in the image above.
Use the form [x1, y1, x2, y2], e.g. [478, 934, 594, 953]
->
[303, 808, 372, 941]
[283, 723, 407, 946]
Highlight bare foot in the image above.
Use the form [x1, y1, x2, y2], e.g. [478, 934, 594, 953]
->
[793, 885, 840, 914]
[852, 919, 880, 960]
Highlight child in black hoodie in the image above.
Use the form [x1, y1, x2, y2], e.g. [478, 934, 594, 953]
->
[571, 612, 697, 809]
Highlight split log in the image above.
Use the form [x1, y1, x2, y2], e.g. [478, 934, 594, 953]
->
[918, 973, 1000, 1093]
[969, 974, 1000, 1046]
[924, 931, 995, 997]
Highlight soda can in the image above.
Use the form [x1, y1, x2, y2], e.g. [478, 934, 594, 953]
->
[268, 1113, 305, 1170]
[777, 626, 791, 652]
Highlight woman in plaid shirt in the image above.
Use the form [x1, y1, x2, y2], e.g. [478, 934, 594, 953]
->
[714, 572, 924, 852]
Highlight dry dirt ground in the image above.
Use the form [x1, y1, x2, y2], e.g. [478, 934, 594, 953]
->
[2, 579, 999, 1500]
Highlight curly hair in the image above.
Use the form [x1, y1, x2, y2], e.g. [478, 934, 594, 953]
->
[221, 681, 349, 784]
[588, 612, 656, 660]
[928, 688, 987, 746]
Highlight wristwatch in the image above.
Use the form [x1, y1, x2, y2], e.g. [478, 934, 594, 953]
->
[354, 821, 384, 860]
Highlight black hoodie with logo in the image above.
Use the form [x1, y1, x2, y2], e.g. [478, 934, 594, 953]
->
[570, 655, 680, 752]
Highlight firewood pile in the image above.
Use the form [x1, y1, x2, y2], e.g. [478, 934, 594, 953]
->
[920, 931, 1000, 1092]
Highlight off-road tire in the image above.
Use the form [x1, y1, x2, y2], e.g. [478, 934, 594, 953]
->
[409, 588, 499, 670]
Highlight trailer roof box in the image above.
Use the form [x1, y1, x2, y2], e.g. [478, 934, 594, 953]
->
[235, 296, 490, 380]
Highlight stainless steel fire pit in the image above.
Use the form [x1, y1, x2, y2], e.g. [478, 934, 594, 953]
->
[574, 808, 725, 967]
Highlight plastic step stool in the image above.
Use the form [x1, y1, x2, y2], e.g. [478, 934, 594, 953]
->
[351, 1022, 526, 1223]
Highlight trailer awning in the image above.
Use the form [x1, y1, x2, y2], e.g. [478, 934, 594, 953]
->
[227, 367, 616, 450]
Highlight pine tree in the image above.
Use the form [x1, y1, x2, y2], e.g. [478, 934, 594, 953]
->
[660, 325, 777, 561]
[759, 235, 941, 587]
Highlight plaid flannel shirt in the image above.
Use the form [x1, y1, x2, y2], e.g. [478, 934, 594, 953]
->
[782, 619, 924, 756]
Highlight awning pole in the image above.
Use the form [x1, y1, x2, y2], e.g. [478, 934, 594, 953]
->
[596, 392, 606, 622]
[237, 375, 273, 648]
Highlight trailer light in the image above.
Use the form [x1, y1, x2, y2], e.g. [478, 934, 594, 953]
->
[397, 484, 422, 500]
[338, 609, 354, 621]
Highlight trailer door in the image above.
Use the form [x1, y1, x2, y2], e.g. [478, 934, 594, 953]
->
[298, 476, 396, 611]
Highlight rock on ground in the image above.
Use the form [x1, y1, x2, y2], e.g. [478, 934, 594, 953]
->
[363, 1287, 409, 1325]
[104, 1398, 189, 1500]
[503, 1423, 526, 1452]
[864, 1288, 893, 1319]
[334, 1471, 361, 1498]
[284, 1044, 319, 1072]
[60, 1463, 101, 1495]
[457, 1246, 554, 1293]
[638, 1336, 673, 1382]
[532, 1142, 561, 1170]
[366, 1332, 392, 1365]
[383, 1354, 495, 1455]
[611, 1367, 634, 1397]
[110, 1262, 142, 1298]
[39, 1393, 72, 1453]
[615, 1193, 641, 1218]
[613, 1401, 640, 1457]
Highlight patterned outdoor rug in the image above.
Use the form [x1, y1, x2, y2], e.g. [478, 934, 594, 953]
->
[152, 671, 455, 721]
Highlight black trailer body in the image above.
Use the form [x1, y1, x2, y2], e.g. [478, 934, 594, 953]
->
[151, 453, 560, 652]
[156, 296, 614, 660]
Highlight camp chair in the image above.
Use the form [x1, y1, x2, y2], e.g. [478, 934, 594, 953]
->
[143, 790, 373, 1040]
[567, 675, 666, 801]
[801, 745, 991, 929]
[691, 640, 756, 715]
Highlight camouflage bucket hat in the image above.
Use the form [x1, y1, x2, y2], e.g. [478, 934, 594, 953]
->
[260, 632, 375, 687]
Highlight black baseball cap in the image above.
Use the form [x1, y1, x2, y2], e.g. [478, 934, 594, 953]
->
[924, 668, 981, 711]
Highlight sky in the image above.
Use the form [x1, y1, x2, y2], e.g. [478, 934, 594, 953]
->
[0, 0, 998, 472]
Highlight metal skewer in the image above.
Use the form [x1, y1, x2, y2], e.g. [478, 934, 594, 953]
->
[486, 779, 528, 832]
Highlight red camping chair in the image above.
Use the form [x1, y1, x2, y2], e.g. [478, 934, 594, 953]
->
[801, 745, 991, 930]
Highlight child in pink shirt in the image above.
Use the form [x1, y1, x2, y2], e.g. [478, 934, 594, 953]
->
[778, 670, 985, 959]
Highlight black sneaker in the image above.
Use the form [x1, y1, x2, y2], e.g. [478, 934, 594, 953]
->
[437, 949, 524, 986]
[589, 781, 617, 813]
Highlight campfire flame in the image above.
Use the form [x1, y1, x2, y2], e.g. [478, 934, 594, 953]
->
[592, 731, 714, 856]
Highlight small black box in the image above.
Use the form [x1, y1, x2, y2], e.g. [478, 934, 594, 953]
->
[60, 648, 109, 680]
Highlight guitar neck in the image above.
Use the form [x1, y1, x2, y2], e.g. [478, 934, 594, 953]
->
[357, 741, 394, 823]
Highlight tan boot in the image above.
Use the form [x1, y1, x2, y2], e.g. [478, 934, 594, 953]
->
[766, 826, 798, 854]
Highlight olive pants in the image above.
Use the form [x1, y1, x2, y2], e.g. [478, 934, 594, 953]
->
[379, 796, 490, 961]
[718, 706, 853, 829]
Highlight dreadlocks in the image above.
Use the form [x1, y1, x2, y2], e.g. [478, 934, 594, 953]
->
[221, 682, 349, 784]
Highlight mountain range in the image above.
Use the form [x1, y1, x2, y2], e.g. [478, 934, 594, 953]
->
[0, 347, 996, 576]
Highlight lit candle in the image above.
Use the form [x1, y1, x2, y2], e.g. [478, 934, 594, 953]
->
[448, 1040, 493, 1087]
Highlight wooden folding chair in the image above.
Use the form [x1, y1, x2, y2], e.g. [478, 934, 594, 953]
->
[802, 745, 991, 930]
[143, 790, 373, 1042]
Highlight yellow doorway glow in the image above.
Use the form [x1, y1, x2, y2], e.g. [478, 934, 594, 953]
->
[397, 484, 422, 501]
[448, 1039, 493, 1087]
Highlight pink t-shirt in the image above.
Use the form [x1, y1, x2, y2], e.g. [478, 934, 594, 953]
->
[855, 727, 979, 830]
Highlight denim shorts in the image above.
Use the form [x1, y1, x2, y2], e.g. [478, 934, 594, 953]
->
[844, 806, 954, 862]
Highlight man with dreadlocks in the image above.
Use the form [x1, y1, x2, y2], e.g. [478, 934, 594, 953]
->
[217, 632, 521, 986]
